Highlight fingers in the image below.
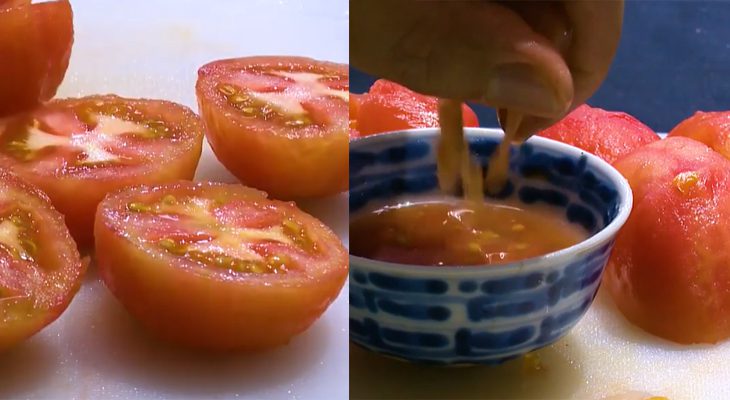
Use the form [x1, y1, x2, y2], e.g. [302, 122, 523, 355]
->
[351, 0, 573, 118]
[563, 1, 624, 106]
[506, 1, 624, 140]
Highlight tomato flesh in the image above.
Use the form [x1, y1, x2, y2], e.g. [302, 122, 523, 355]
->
[353, 79, 480, 138]
[0, 95, 204, 247]
[196, 56, 349, 199]
[537, 104, 660, 164]
[0, 168, 85, 351]
[607, 137, 730, 343]
[0, 0, 73, 116]
[95, 181, 348, 351]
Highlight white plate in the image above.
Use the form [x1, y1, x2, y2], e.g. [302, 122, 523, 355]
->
[0, 1, 349, 399]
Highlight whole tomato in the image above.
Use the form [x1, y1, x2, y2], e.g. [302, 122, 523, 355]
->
[607, 137, 730, 344]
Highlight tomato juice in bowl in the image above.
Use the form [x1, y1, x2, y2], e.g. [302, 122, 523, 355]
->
[348, 128, 633, 365]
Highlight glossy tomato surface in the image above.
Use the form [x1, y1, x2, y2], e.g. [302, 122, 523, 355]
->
[537, 104, 659, 164]
[607, 137, 730, 343]
[0, 168, 85, 351]
[349, 92, 362, 138]
[0, 0, 73, 116]
[196, 56, 348, 199]
[353, 79, 479, 138]
[95, 181, 348, 351]
[0, 95, 204, 247]
[668, 111, 730, 159]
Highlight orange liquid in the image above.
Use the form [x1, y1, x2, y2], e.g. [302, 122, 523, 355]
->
[350, 201, 587, 266]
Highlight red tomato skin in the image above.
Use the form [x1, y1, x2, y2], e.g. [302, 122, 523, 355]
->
[356, 79, 479, 137]
[0, 0, 73, 116]
[0, 168, 85, 352]
[668, 111, 730, 159]
[607, 137, 730, 344]
[196, 56, 349, 199]
[349, 92, 362, 138]
[95, 182, 348, 351]
[537, 104, 660, 164]
[0, 95, 204, 248]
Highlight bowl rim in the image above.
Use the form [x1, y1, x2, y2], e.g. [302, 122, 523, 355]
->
[349, 127, 634, 276]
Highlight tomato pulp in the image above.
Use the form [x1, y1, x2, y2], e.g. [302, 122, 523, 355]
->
[0, 95, 205, 247]
[196, 56, 349, 199]
[0, 168, 85, 351]
[95, 181, 348, 351]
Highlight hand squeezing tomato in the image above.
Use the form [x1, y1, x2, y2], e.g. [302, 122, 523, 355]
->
[0, 0, 73, 116]
[0, 95, 205, 247]
[95, 181, 348, 350]
[196, 56, 349, 199]
[0, 168, 85, 351]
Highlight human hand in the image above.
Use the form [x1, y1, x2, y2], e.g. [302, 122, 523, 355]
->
[351, 0, 624, 139]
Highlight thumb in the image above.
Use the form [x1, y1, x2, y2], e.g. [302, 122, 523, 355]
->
[351, 0, 573, 119]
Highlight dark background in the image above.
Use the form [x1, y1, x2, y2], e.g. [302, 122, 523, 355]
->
[350, 1, 730, 133]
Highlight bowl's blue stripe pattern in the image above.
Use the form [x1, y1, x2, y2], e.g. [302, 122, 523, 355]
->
[350, 137, 619, 234]
[349, 130, 626, 365]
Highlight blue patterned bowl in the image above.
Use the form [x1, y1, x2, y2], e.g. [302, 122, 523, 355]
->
[349, 128, 632, 365]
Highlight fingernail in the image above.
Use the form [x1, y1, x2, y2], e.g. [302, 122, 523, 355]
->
[484, 64, 570, 118]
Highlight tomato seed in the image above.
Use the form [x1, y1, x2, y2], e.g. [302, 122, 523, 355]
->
[217, 84, 237, 97]
[21, 239, 37, 256]
[230, 94, 247, 104]
[161, 195, 177, 205]
[674, 171, 700, 194]
[127, 202, 151, 213]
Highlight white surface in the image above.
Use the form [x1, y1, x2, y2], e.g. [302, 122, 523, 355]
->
[0, 1, 349, 399]
[352, 287, 730, 400]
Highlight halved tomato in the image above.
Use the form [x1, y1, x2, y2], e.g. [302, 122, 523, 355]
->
[0, 0, 73, 116]
[196, 56, 348, 199]
[0, 95, 204, 247]
[95, 181, 348, 351]
[354, 79, 480, 137]
[0, 168, 85, 352]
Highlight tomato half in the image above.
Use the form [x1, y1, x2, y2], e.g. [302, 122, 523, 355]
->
[0, 95, 204, 247]
[668, 111, 730, 160]
[196, 56, 348, 199]
[0, 168, 85, 351]
[607, 137, 730, 343]
[537, 104, 660, 164]
[95, 181, 348, 351]
[0, 0, 73, 116]
[354, 79, 480, 137]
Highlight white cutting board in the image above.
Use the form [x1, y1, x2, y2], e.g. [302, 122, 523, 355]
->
[0, 1, 349, 399]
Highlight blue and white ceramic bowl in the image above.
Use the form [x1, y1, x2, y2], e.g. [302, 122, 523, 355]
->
[349, 128, 633, 365]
